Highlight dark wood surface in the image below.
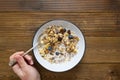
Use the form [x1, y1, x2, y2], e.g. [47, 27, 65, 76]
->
[0, 0, 120, 80]
[0, 0, 120, 12]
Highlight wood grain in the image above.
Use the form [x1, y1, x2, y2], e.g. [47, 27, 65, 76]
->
[0, 0, 120, 12]
[1, 63, 120, 80]
[0, 12, 120, 80]
[0, 12, 119, 37]
[0, 1, 120, 80]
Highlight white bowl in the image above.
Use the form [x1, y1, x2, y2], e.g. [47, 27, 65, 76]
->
[33, 20, 85, 72]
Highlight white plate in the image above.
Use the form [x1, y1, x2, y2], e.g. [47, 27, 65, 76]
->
[33, 20, 85, 72]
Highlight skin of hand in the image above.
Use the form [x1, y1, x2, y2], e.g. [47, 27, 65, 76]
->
[9, 51, 40, 80]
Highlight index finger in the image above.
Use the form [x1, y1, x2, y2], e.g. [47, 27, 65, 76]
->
[9, 51, 24, 61]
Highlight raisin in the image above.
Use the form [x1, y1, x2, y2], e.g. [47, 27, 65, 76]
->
[50, 53, 53, 55]
[58, 37, 62, 41]
[60, 53, 63, 55]
[60, 28, 66, 34]
[67, 30, 71, 34]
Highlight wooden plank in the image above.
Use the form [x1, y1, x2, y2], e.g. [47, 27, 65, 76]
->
[0, 63, 120, 80]
[0, 0, 119, 12]
[0, 12, 120, 80]
[0, 12, 120, 63]
[0, 12, 119, 37]
[0, 37, 120, 63]
[82, 37, 120, 63]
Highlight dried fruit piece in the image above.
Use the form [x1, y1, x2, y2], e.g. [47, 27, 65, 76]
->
[58, 37, 62, 41]
[67, 30, 71, 34]
[60, 28, 66, 34]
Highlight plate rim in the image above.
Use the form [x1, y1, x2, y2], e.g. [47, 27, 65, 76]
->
[32, 19, 86, 72]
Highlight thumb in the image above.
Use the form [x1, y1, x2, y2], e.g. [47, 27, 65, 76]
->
[15, 55, 27, 68]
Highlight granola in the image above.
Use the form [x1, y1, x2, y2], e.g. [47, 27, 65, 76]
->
[38, 25, 79, 63]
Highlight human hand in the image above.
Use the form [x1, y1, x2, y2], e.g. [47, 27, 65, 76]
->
[9, 51, 40, 80]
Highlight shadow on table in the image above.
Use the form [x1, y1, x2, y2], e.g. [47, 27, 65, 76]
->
[109, 0, 120, 11]
[33, 56, 81, 80]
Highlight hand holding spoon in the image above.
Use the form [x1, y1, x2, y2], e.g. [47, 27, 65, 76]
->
[9, 43, 38, 67]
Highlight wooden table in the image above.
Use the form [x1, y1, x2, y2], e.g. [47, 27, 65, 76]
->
[0, 0, 120, 80]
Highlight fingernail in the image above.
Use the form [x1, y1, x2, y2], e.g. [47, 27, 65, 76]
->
[30, 60, 33, 65]
[30, 61, 33, 65]
[20, 51, 24, 53]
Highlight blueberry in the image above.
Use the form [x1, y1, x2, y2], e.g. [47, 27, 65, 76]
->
[48, 46, 52, 51]
[55, 52, 60, 55]
[68, 35, 74, 39]
[63, 28, 66, 32]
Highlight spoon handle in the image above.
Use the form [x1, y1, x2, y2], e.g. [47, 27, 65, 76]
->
[9, 43, 38, 67]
